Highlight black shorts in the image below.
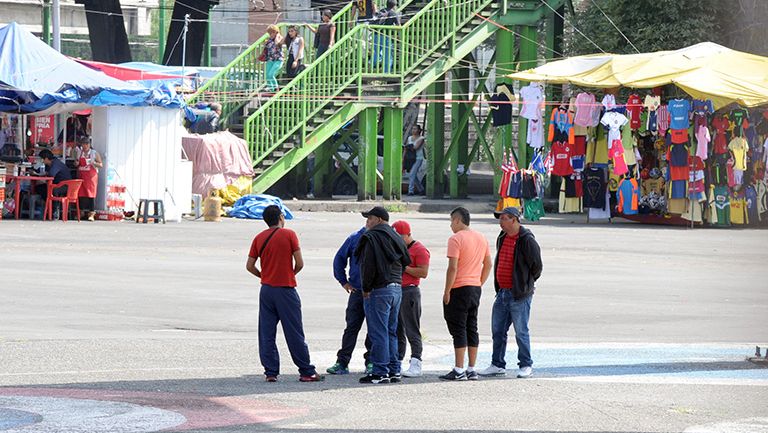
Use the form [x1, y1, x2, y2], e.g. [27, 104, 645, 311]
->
[442, 285, 481, 348]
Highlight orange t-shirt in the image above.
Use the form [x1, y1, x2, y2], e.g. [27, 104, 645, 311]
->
[249, 227, 300, 287]
[446, 229, 490, 288]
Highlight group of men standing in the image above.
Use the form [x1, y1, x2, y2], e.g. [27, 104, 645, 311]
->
[246, 204, 542, 383]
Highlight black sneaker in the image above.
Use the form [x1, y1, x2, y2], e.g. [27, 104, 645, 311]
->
[466, 370, 479, 381]
[388, 373, 402, 383]
[359, 374, 390, 384]
[439, 369, 467, 381]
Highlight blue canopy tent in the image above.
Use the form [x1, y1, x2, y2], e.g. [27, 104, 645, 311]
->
[0, 22, 184, 114]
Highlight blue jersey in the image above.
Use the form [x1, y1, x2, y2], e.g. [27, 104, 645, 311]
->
[668, 99, 691, 130]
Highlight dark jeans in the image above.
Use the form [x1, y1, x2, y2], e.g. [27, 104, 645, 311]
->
[363, 283, 401, 376]
[79, 197, 95, 212]
[316, 45, 329, 58]
[491, 291, 533, 369]
[443, 285, 481, 348]
[336, 289, 371, 366]
[397, 285, 422, 361]
[258, 284, 317, 377]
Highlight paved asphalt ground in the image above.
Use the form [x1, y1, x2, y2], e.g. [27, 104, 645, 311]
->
[1, 211, 767, 433]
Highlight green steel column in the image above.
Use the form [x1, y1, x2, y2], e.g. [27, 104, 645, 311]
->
[313, 142, 333, 198]
[204, 11, 212, 67]
[42, 0, 51, 45]
[382, 107, 404, 201]
[450, 67, 469, 198]
[494, 28, 515, 194]
[546, 8, 565, 198]
[158, 0, 166, 64]
[426, 80, 445, 198]
[358, 107, 378, 201]
[517, 25, 538, 167]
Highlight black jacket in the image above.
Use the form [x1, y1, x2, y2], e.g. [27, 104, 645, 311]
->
[355, 223, 411, 292]
[493, 226, 542, 300]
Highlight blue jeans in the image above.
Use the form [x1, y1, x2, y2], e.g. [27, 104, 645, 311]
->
[408, 158, 424, 194]
[336, 289, 372, 366]
[372, 34, 392, 73]
[491, 290, 532, 369]
[363, 283, 402, 376]
[259, 284, 316, 377]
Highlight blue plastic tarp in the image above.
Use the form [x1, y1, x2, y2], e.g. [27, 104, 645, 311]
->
[0, 22, 185, 113]
[228, 194, 295, 220]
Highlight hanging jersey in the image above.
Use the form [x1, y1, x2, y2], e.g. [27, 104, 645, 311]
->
[745, 185, 759, 224]
[713, 185, 730, 226]
[728, 137, 749, 171]
[617, 177, 639, 215]
[656, 105, 670, 134]
[730, 196, 748, 225]
[668, 99, 691, 130]
[583, 167, 607, 209]
[609, 140, 629, 176]
[551, 141, 574, 176]
[626, 94, 643, 129]
[574, 92, 596, 127]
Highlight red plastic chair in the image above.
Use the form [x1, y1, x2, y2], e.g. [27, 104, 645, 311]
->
[45, 179, 83, 221]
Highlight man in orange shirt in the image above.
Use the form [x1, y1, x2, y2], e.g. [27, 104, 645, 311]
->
[441, 207, 492, 381]
[246, 205, 323, 383]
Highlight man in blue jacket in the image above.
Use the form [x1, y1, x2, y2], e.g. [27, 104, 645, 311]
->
[327, 226, 372, 375]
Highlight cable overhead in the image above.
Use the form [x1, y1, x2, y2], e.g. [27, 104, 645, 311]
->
[588, 0, 640, 54]
[538, 0, 605, 54]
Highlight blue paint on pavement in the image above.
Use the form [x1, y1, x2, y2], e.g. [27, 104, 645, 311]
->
[0, 408, 42, 430]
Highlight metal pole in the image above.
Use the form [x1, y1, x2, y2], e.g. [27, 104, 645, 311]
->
[181, 14, 189, 77]
[158, 0, 166, 63]
[42, 0, 51, 45]
[204, 7, 213, 67]
[52, 0, 61, 52]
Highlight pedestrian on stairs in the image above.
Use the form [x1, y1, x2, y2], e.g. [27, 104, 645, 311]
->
[372, 0, 400, 73]
[263, 25, 284, 92]
[391, 220, 430, 378]
[282, 26, 305, 83]
[307, 9, 336, 58]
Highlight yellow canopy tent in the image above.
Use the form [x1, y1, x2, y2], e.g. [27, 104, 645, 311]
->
[507, 42, 768, 109]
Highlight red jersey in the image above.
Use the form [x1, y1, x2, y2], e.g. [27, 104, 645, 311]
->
[626, 94, 643, 130]
[248, 227, 300, 287]
[551, 141, 574, 176]
[711, 115, 729, 154]
[402, 240, 430, 287]
[495, 233, 518, 289]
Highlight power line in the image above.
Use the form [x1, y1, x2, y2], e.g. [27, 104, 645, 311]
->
[588, 0, 639, 54]
[538, 0, 605, 54]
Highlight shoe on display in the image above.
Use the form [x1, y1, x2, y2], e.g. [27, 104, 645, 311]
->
[299, 373, 325, 382]
[359, 374, 390, 384]
[438, 369, 467, 381]
[326, 362, 349, 375]
[402, 358, 422, 377]
[516, 366, 533, 378]
[478, 365, 507, 377]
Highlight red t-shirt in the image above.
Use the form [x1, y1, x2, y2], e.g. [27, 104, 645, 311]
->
[248, 227, 300, 287]
[495, 233, 518, 289]
[626, 94, 643, 129]
[402, 240, 430, 287]
[551, 141, 574, 176]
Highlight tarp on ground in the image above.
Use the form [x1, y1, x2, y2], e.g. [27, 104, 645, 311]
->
[0, 22, 184, 114]
[181, 131, 255, 198]
[507, 42, 768, 109]
[228, 194, 295, 220]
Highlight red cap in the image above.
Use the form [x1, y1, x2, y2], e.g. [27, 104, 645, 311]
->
[391, 220, 411, 235]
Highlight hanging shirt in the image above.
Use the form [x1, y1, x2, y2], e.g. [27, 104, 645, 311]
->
[548, 107, 575, 144]
[519, 84, 543, 120]
[527, 116, 545, 149]
[745, 185, 759, 224]
[583, 167, 607, 209]
[691, 99, 714, 131]
[641, 177, 665, 196]
[668, 144, 689, 167]
[507, 171, 523, 198]
[621, 126, 636, 166]
[670, 128, 689, 144]
[756, 180, 768, 217]
[489, 92, 512, 127]
[730, 194, 748, 225]
[625, 94, 643, 130]
[668, 99, 691, 130]
[600, 111, 628, 149]
[729, 108, 750, 134]
[601, 94, 616, 110]
[695, 125, 711, 161]
[713, 185, 730, 226]
[644, 95, 661, 111]
[617, 177, 639, 215]
[656, 105, 670, 135]
[573, 92, 596, 127]
[728, 136, 749, 171]
[550, 141, 574, 176]
[609, 140, 629, 176]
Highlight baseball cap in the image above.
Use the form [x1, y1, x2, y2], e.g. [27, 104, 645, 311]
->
[493, 207, 522, 220]
[361, 206, 389, 222]
[391, 220, 411, 235]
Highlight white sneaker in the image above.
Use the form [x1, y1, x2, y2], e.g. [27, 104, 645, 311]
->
[517, 366, 533, 378]
[478, 365, 506, 377]
[402, 358, 422, 377]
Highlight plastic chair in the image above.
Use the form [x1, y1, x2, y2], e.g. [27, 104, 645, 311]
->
[45, 179, 83, 222]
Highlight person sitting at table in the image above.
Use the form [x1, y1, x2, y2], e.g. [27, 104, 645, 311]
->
[36, 149, 72, 218]
[75, 136, 102, 221]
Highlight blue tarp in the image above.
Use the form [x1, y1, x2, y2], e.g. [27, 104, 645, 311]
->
[0, 22, 185, 113]
[228, 195, 295, 220]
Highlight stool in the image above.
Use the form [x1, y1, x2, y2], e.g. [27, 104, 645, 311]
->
[136, 199, 165, 224]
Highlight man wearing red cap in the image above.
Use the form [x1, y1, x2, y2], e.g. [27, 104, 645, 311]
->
[391, 220, 430, 378]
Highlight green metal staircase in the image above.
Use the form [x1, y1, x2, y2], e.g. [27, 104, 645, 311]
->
[191, 0, 503, 194]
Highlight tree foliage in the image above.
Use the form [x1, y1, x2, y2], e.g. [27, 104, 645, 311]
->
[566, 0, 767, 56]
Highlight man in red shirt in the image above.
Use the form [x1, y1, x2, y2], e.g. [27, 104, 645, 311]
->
[246, 205, 323, 383]
[479, 207, 542, 379]
[391, 220, 430, 378]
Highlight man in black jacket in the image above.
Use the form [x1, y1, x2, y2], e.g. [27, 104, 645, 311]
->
[355, 206, 411, 384]
[479, 207, 542, 379]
